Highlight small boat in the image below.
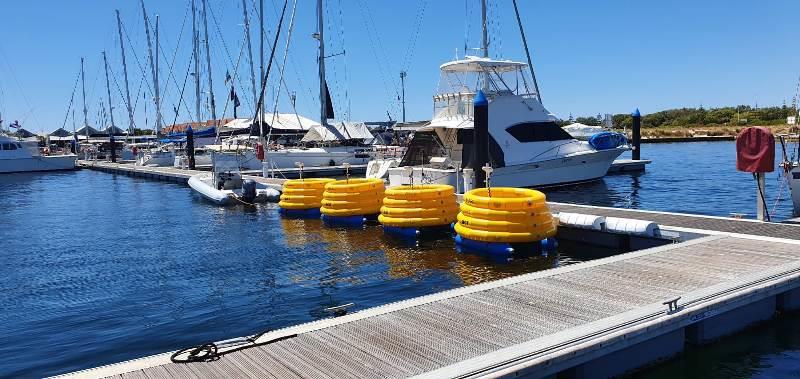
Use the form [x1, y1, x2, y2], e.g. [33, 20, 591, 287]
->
[780, 134, 800, 216]
[0, 135, 76, 173]
[188, 151, 280, 205]
[563, 123, 608, 141]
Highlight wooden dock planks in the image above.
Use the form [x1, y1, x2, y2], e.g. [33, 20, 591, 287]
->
[54, 234, 800, 379]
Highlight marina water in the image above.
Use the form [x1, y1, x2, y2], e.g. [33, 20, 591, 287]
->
[1, 141, 798, 378]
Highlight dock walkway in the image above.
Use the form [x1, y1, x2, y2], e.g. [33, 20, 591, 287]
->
[57, 204, 800, 378]
[550, 202, 800, 240]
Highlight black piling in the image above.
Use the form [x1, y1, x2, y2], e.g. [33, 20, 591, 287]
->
[631, 108, 641, 161]
[186, 126, 196, 170]
[109, 135, 117, 163]
[473, 90, 489, 188]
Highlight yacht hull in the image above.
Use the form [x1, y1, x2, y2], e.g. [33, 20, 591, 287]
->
[0, 155, 77, 173]
[491, 148, 624, 187]
[388, 148, 624, 189]
[264, 150, 371, 169]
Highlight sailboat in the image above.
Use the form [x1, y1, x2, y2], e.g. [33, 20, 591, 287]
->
[386, 1, 628, 189]
[260, 0, 375, 174]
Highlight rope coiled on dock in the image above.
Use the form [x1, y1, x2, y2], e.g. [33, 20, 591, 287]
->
[169, 333, 297, 363]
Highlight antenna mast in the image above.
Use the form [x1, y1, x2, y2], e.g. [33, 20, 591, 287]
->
[481, 0, 488, 58]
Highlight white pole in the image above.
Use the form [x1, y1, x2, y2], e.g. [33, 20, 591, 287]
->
[317, 0, 327, 127]
[116, 10, 135, 136]
[192, 0, 201, 123]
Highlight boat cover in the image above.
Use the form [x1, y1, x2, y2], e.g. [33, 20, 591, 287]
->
[736, 126, 774, 173]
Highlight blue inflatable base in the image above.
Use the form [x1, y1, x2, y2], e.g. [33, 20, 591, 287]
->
[455, 235, 558, 255]
[279, 208, 321, 219]
[322, 214, 368, 226]
[383, 226, 420, 238]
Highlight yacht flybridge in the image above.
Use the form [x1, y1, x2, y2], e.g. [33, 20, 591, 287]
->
[386, 1, 627, 189]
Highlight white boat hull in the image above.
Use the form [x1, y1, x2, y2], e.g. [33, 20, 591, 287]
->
[0, 155, 77, 173]
[388, 148, 624, 189]
[264, 148, 371, 169]
[137, 151, 175, 167]
[188, 173, 281, 205]
[188, 173, 235, 205]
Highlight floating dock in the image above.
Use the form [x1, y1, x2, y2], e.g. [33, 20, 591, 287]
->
[78, 159, 649, 184]
[55, 201, 800, 378]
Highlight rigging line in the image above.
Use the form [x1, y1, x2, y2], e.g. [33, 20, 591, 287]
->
[511, 0, 541, 102]
[152, 0, 191, 125]
[208, 2, 253, 112]
[250, 0, 289, 143]
[58, 71, 81, 131]
[269, 0, 299, 130]
[336, 0, 351, 121]
[262, 0, 314, 113]
[354, 0, 400, 118]
[0, 43, 45, 131]
[119, 20, 156, 101]
[217, 23, 248, 135]
[171, 57, 195, 128]
[401, 0, 427, 72]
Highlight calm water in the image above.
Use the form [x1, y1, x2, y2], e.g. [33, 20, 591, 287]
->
[546, 141, 796, 221]
[0, 141, 797, 378]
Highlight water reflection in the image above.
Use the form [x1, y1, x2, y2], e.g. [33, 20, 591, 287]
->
[279, 217, 572, 286]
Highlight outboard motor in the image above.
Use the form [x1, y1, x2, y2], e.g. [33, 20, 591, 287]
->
[241, 179, 257, 203]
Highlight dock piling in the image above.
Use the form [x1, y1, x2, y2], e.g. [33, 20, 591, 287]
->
[632, 108, 641, 161]
[473, 89, 489, 188]
[186, 126, 195, 170]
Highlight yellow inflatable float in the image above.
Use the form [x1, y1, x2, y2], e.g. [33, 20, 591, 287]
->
[455, 187, 557, 253]
[378, 184, 458, 235]
[321, 178, 385, 224]
[279, 178, 335, 216]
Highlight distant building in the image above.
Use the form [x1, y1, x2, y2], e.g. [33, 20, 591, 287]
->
[788, 116, 796, 125]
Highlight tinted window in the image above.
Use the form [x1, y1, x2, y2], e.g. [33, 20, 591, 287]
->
[8, 143, 17, 150]
[505, 122, 573, 142]
[1, 143, 7, 150]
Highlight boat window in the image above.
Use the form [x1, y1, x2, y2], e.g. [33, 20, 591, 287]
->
[8, 143, 17, 150]
[1, 143, 8, 150]
[505, 122, 573, 142]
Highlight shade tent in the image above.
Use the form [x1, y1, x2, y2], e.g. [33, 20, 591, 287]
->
[224, 113, 320, 132]
[49, 127, 73, 137]
[300, 122, 374, 142]
[102, 125, 128, 135]
[14, 128, 36, 138]
[75, 125, 101, 136]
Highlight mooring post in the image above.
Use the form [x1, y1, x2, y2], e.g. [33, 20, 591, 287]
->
[473, 89, 489, 188]
[186, 126, 195, 170]
[632, 108, 641, 161]
[110, 134, 117, 163]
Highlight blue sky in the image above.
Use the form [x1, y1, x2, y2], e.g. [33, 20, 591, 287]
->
[1, 0, 799, 134]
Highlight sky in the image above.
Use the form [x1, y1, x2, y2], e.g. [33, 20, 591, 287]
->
[1, 0, 800, 134]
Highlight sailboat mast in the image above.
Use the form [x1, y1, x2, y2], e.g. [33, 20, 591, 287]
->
[481, 0, 488, 58]
[317, 0, 328, 127]
[141, 1, 161, 135]
[155, 15, 160, 133]
[80, 57, 89, 141]
[243, 0, 256, 110]
[192, 0, 201, 123]
[102, 51, 115, 129]
[116, 10, 134, 136]
[201, 0, 217, 127]
[259, 0, 265, 133]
